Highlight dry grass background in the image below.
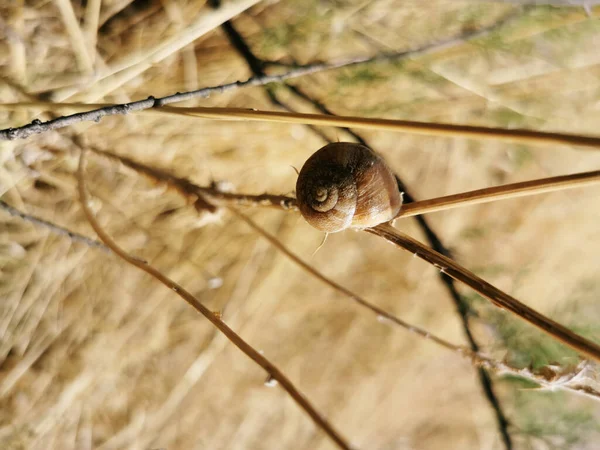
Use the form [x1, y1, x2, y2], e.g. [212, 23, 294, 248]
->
[1, 0, 600, 449]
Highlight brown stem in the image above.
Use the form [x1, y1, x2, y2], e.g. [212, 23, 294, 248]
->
[368, 223, 600, 363]
[9, 101, 600, 149]
[399, 170, 600, 217]
[171, 106, 600, 150]
[94, 147, 600, 220]
[0, 199, 108, 250]
[235, 210, 600, 403]
[76, 149, 352, 450]
[89, 147, 298, 210]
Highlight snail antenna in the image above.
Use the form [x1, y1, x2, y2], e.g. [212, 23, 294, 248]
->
[290, 165, 299, 176]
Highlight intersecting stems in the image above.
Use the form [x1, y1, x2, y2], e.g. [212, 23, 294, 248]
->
[76, 149, 353, 450]
[369, 224, 600, 363]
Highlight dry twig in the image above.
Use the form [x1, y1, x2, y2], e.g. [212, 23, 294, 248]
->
[233, 208, 463, 354]
[0, 199, 107, 250]
[76, 149, 352, 450]
[368, 224, 600, 363]
[399, 170, 600, 217]
[169, 106, 600, 149]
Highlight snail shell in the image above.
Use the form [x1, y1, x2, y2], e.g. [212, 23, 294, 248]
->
[296, 142, 403, 233]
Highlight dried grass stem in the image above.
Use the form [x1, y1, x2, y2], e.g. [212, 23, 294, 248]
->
[369, 224, 600, 363]
[76, 149, 352, 450]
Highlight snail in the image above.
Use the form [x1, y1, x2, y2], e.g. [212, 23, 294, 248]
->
[296, 142, 403, 233]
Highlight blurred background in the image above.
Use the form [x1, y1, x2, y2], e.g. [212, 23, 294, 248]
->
[1, 0, 600, 449]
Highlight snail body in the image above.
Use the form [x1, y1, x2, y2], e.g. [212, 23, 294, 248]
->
[296, 143, 403, 233]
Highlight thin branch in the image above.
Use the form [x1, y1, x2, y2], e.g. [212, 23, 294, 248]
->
[395, 187, 516, 448]
[232, 200, 600, 405]
[396, 180, 514, 449]
[231, 204, 600, 405]
[0, 199, 108, 251]
[233, 210, 600, 403]
[75, 149, 352, 450]
[235, 198, 600, 403]
[0, 11, 523, 141]
[168, 106, 600, 149]
[89, 147, 298, 211]
[399, 170, 600, 218]
[368, 224, 600, 363]
[0, 67, 338, 140]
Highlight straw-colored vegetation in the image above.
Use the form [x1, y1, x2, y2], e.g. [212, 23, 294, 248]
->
[1, 0, 600, 449]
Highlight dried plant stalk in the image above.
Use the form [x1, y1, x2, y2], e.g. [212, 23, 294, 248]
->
[51, 0, 263, 102]
[88, 147, 299, 210]
[76, 149, 352, 450]
[369, 224, 600, 362]
[5, 103, 600, 150]
[171, 107, 600, 149]
[229, 211, 600, 403]
[399, 170, 600, 217]
[53, 0, 94, 74]
[0, 199, 107, 250]
[82, 0, 101, 64]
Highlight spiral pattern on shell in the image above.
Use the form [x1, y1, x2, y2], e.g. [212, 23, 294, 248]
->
[296, 143, 403, 233]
